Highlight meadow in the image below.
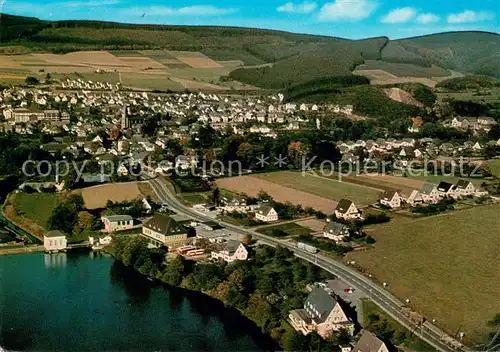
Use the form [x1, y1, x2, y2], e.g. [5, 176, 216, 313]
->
[254, 171, 381, 207]
[346, 204, 500, 344]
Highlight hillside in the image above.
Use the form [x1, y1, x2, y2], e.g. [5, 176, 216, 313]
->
[0, 13, 499, 88]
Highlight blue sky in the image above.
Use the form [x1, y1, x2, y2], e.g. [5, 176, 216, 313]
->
[2, 0, 499, 39]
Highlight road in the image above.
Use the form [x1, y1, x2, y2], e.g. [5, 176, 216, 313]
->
[148, 177, 466, 352]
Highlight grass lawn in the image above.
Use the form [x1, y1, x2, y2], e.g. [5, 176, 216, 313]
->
[362, 299, 435, 351]
[486, 159, 500, 178]
[257, 222, 313, 237]
[254, 171, 381, 206]
[181, 192, 210, 205]
[346, 204, 500, 344]
[12, 193, 60, 229]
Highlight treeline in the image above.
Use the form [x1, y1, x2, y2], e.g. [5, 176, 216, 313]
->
[437, 75, 499, 91]
[284, 75, 370, 102]
[112, 236, 353, 351]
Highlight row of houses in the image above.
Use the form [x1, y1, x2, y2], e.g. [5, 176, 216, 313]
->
[379, 179, 488, 209]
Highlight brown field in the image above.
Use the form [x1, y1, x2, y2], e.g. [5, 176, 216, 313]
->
[216, 175, 338, 213]
[0, 56, 22, 68]
[354, 69, 440, 88]
[78, 182, 143, 209]
[117, 56, 167, 70]
[177, 56, 223, 68]
[296, 218, 327, 233]
[217, 60, 244, 68]
[346, 204, 500, 344]
[0, 74, 26, 80]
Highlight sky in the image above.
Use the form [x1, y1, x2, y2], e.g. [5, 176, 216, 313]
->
[2, 0, 499, 39]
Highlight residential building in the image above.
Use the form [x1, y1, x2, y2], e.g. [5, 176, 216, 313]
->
[379, 190, 401, 209]
[289, 286, 354, 338]
[220, 196, 248, 212]
[323, 221, 350, 242]
[454, 180, 475, 196]
[406, 190, 424, 207]
[142, 213, 187, 248]
[43, 230, 67, 252]
[352, 330, 389, 352]
[211, 240, 248, 263]
[419, 183, 441, 204]
[88, 234, 113, 248]
[437, 181, 456, 197]
[101, 215, 134, 232]
[334, 199, 362, 220]
[255, 204, 279, 222]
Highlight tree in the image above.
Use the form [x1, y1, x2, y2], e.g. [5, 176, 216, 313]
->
[25, 76, 39, 85]
[212, 187, 221, 206]
[73, 211, 95, 234]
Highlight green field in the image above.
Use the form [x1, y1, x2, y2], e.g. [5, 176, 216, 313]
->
[486, 159, 500, 178]
[181, 192, 210, 205]
[257, 222, 313, 237]
[254, 171, 381, 206]
[347, 204, 500, 344]
[437, 88, 500, 103]
[11, 193, 59, 229]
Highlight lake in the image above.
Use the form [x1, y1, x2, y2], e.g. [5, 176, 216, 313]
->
[0, 251, 276, 351]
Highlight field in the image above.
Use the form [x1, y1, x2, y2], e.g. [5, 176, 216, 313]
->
[254, 171, 381, 206]
[295, 218, 327, 233]
[257, 222, 313, 237]
[216, 175, 338, 213]
[437, 88, 500, 104]
[486, 159, 500, 178]
[78, 182, 144, 209]
[2, 193, 61, 238]
[346, 204, 500, 344]
[0, 50, 242, 91]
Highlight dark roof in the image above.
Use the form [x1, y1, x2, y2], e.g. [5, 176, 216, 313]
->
[437, 181, 454, 192]
[324, 221, 347, 235]
[44, 230, 66, 238]
[419, 183, 437, 195]
[223, 240, 243, 255]
[455, 179, 472, 189]
[352, 331, 386, 352]
[304, 287, 336, 323]
[380, 190, 399, 201]
[256, 204, 275, 216]
[335, 199, 353, 214]
[143, 213, 185, 236]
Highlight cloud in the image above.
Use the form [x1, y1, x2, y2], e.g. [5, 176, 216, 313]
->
[121, 5, 238, 17]
[416, 13, 440, 24]
[381, 7, 416, 24]
[318, 0, 377, 21]
[447, 10, 495, 24]
[277, 2, 317, 14]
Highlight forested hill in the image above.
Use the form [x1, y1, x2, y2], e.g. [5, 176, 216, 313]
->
[1, 13, 499, 87]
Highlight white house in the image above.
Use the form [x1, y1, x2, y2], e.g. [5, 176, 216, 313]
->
[352, 330, 389, 352]
[254, 204, 278, 222]
[379, 190, 401, 209]
[88, 234, 113, 249]
[406, 190, 424, 207]
[43, 230, 67, 252]
[334, 199, 362, 220]
[211, 240, 248, 263]
[323, 221, 350, 242]
[437, 181, 457, 198]
[419, 183, 441, 204]
[454, 180, 475, 197]
[289, 286, 354, 338]
[101, 215, 134, 232]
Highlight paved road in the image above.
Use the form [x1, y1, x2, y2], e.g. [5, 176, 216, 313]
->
[148, 177, 467, 352]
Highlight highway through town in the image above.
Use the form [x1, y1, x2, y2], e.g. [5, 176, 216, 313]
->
[148, 177, 467, 352]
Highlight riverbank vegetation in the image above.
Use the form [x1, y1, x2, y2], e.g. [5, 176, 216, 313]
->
[110, 235, 357, 351]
